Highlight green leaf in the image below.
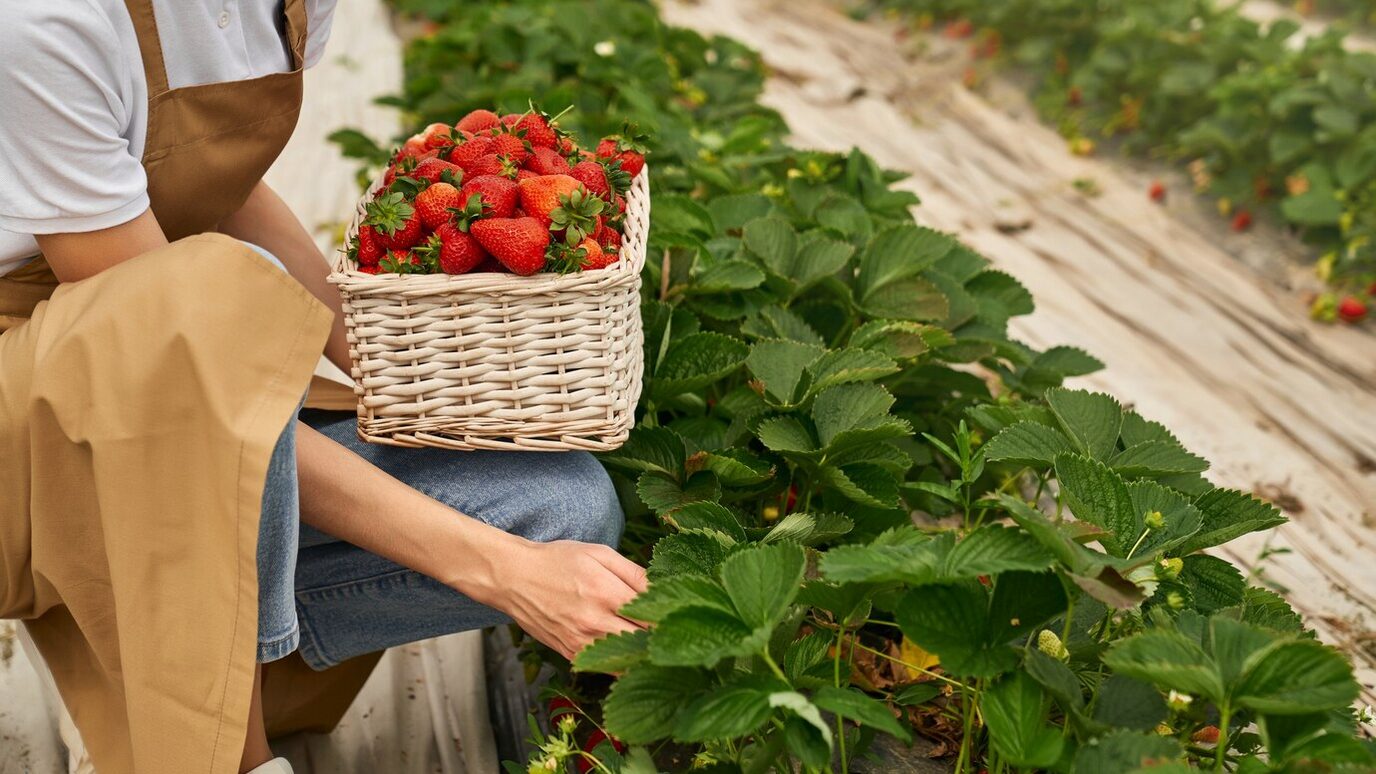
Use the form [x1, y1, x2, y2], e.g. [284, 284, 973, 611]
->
[620, 574, 735, 623]
[1047, 388, 1123, 460]
[574, 630, 651, 673]
[637, 471, 721, 514]
[708, 193, 774, 231]
[849, 320, 949, 360]
[756, 416, 818, 455]
[602, 666, 712, 744]
[598, 427, 687, 478]
[769, 692, 833, 756]
[861, 277, 949, 321]
[742, 217, 798, 274]
[856, 225, 955, 298]
[804, 348, 899, 395]
[667, 502, 747, 542]
[983, 421, 1077, 467]
[1177, 489, 1287, 554]
[967, 270, 1035, 323]
[1024, 648, 1084, 711]
[944, 524, 1057, 578]
[1103, 630, 1225, 703]
[1179, 555, 1245, 614]
[649, 607, 765, 666]
[1092, 675, 1167, 732]
[1109, 441, 1209, 478]
[719, 542, 807, 629]
[651, 333, 749, 400]
[791, 236, 857, 288]
[1119, 412, 1178, 447]
[675, 673, 784, 742]
[1055, 454, 1135, 555]
[812, 686, 913, 743]
[1235, 639, 1360, 714]
[812, 383, 897, 447]
[982, 672, 1065, 768]
[743, 305, 823, 345]
[649, 531, 732, 580]
[821, 462, 901, 508]
[819, 536, 945, 585]
[699, 448, 774, 487]
[746, 340, 826, 405]
[1126, 481, 1202, 556]
[1071, 730, 1183, 774]
[653, 195, 715, 238]
[692, 259, 766, 292]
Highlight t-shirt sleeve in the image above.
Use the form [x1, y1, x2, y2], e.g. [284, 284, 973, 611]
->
[303, 0, 339, 70]
[0, 6, 149, 235]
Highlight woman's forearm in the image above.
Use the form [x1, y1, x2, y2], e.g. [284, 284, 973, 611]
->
[218, 181, 352, 372]
[293, 421, 515, 598]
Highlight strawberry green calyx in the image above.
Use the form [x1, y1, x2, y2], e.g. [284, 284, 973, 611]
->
[601, 159, 633, 197]
[544, 240, 591, 275]
[452, 193, 488, 231]
[407, 234, 443, 274]
[364, 191, 417, 237]
[548, 188, 606, 245]
[497, 155, 521, 180]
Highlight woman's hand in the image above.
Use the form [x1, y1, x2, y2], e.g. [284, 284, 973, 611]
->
[473, 539, 649, 661]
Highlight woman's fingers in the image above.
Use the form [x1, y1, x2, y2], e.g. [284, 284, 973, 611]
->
[589, 545, 649, 594]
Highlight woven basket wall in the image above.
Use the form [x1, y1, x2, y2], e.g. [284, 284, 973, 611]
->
[327, 168, 649, 451]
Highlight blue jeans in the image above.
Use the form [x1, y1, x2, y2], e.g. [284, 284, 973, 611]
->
[240, 240, 624, 669]
[257, 410, 625, 669]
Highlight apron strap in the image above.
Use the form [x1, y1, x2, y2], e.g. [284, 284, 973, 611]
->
[122, 0, 170, 97]
[284, 0, 310, 71]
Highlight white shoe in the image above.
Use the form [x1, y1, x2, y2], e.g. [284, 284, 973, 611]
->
[247, 759, 294, 774]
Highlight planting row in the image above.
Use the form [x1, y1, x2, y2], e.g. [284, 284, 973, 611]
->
[335, 1, 1375, 771]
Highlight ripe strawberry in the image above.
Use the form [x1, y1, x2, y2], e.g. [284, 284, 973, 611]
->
[413, 157, 464, 185]
[357, 265, 381, 275]
[596, 222, 621, 252]
[1231, 210, 1253, 232]
[396, 136, 427, 162]
[379, 248, 424, 274]
[365, 192, 424, 250]
[526, 146, 572, 176]
[450, 136, 496, 173]
[460, 175, 519, 219]
[456, 109, 501, 134]
[578, 730, 627, 773]
[500, 113, 521, 129]
[471, 154, 517, 180]
[518, 175, 584, 226]
[578, 237, 617, 270]
[421, 122, 454, 150]
[595, 135, 646, 177]
[514, 112, 558, 149]
[470, 217, 551, 276]
[571, 160, 612, 200]
[1148, 180, 1166, 203]
[351, 224, 385, 267]
[491, 132, 529, 165]
[547, 697, 579, 721]
[516, 169, 539, 181]
[1192, 726, 1221, 745]
[415, 182, 463, 229]
[435, 222, 488, 274]
[1337, 295, 1368, 323]
[473, 256, 506, 273]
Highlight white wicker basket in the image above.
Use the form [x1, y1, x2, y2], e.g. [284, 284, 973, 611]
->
[327, 168, 649, 451]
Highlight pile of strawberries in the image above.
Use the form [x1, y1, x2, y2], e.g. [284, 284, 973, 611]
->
[347, 107, 646, 277]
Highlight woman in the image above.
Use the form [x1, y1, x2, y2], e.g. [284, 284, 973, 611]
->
[0, 3, 646, 773]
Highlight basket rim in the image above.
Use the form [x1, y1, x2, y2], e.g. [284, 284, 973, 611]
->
[327, 166, 650, 293]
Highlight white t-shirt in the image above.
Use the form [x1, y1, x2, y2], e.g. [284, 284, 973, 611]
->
[0, 0, 338, 276]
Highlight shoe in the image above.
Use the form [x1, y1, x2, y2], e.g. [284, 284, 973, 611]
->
[247, 759, 294, 774]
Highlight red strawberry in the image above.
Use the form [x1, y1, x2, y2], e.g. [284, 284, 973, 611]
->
[1231, 210, 1252, 232]
[421, 122, 454, 150]
[595, 135, 646, 177]
[1337, 295, 1368, 324]
[501, 113, 522, 129]
[526, 146, 572, 176]
[518, 175, 584, 226]
[435, 222, 488, 274]
[379, 248, 424, 274]
[352, 224, 385, 267]
[578, 237, 617, 270]
[396, 136, 427, 162]
[577, 730, 628, 773]
[571, 160, 612, 201]
[515, 113, 557, 148]
[357, 265, 382, 275]
[491, 132, 529, 165]
[456, 109, 501, 134]
[547, 696, 579, 721]
[1192, 726, 1221, 745]
[365, 192, 424, 250]
[469, 154, 515, 179]
[473, 256, 506, 273]
[413, 157, 464, 185]
[516, 169, 539, 181]
[450, 136, 497, 173]
[471, 217, 551, 275]
[595, 222, 621, 252]
[415, 182, 463, 229]
[1148, 180, 1166, 203]
[460, 175, 519, 219]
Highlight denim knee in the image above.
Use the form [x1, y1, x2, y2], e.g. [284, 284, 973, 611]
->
[519, 452, 624, 547]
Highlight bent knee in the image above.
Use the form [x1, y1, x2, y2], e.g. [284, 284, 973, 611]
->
[526, 453, 624, 547]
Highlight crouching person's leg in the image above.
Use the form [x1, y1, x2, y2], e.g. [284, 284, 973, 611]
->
[290, 409, 630, 671]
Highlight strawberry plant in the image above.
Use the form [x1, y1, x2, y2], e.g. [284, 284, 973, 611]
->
[336, 1, 1375, 771]
[868, 0, 1376, 314]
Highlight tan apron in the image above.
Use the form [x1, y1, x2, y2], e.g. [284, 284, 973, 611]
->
[0, 2, 374, 771]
